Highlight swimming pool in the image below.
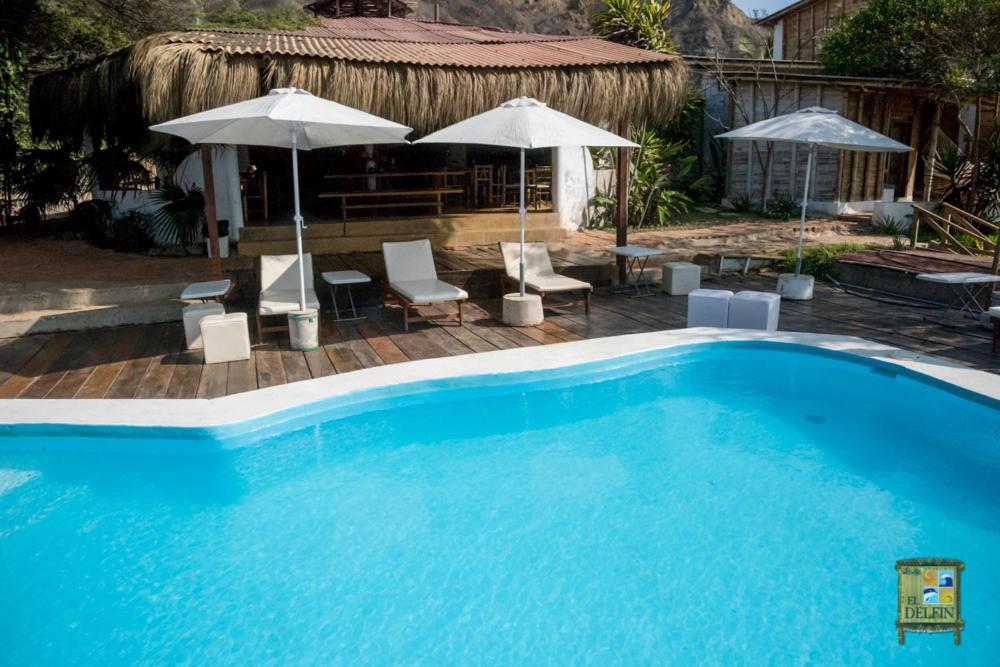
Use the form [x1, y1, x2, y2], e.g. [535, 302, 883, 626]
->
[2, 335, 999, 664]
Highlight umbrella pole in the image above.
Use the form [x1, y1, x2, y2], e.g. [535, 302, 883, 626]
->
[796, 145, 815, 275]
[519, 147, 526, 297]
[291, 129, 307, 311]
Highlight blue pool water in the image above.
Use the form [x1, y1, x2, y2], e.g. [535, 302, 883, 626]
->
[1, 342, 999, 664]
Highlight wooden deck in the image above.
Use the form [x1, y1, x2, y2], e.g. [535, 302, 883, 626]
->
[1, 274, 998, 400]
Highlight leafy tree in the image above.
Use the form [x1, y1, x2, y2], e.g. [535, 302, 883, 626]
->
[590, 0, 708, 227]
[591, 0, 676, 55]
[1, 1, 320, 224]
[821, 0, 1000, 100]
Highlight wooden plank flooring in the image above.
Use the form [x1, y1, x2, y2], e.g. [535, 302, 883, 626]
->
[0, 275, 997, 399]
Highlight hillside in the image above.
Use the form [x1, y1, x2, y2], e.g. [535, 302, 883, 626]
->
[414, 0, 755, 55]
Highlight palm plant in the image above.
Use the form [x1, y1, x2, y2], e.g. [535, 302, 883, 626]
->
[593, 127, 705, 228]
[591, 0, 676, 54]
[932, 129, 1000, 221]
[150, 184, 205, 248]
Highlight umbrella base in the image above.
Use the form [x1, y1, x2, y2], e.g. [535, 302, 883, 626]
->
[288, 308, 320, 351]
[502, 293, 543, 326]
[777, 273, 815, 301]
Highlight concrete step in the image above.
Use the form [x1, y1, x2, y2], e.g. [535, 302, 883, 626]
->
[0, 301, 182, 338]
[239, 211, 561, 243]
[0, 283, 188, 314]
[237, 227, 569, 257]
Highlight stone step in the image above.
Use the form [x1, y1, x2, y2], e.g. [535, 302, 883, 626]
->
[0, 283, 188, 314]
[0, 301, 182, 338]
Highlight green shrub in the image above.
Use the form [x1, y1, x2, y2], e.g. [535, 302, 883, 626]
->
[872, 215, 908, 235]
[729, 192, 759, 214]
[110, 211, 154, 253]
[763, 193, 799, 220]
[69, 199, 115, 247]
[777, 243, 868, 279]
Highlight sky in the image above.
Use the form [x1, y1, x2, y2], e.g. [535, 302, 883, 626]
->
[731, 0, 791, 19]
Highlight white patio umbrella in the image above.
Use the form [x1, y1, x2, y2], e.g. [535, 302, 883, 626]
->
[414, 97, 636, 296]
[717, 107, 911, 275]
[151, 88, 412, 310]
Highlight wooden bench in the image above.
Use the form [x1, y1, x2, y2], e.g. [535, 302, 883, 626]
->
[318, 188, 466, 220]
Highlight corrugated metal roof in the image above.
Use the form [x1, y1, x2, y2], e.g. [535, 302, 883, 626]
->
[171, 18, 675, 68]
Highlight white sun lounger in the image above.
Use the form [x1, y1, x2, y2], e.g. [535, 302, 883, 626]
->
[382, 239, 468, 331]
[499, 241, 592, 313]
[257, 253, 321, 339]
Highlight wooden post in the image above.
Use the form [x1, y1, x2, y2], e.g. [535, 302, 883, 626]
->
[969, 97, 983, 210]
[616, 122, 630, 285]
[200, 145, 223, 280]
[992, 231, 1000, 274]
[904, 97, 924, 200]
[924, 103, 942, 202]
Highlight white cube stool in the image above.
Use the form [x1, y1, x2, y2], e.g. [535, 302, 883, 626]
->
[201, 312, 251, 364]
[687, 288, 734, 327]
[729, 290, 781, 331]
[183, 302, 225, 350]
[662, 262, 702, 295]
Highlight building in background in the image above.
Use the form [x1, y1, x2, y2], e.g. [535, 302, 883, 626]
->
[691, 0, 998, 216]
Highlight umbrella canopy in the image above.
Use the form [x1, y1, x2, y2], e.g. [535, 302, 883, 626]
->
[416, 97, 635, 298]
[415, 96, 637, 150]
[152, 88, 412, 319]
[716, 106, 912, 152]
[716, 107, 911, 280]
[150, 87, 412, 149]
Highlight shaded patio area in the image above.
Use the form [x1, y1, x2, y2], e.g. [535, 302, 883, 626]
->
[1, 273, 997, 400]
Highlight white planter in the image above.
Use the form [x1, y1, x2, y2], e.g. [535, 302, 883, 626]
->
[502, 293, 544, 326]
[288, 308, 320, 351]
[776, 273, 815, 301]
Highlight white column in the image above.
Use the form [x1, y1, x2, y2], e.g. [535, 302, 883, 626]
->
[552, 145, 595, 231]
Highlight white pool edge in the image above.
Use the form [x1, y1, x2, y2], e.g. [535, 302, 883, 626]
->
[2, 328, 998, 429]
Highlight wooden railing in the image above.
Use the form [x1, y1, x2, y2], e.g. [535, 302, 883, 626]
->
[910, 202, 998, 255]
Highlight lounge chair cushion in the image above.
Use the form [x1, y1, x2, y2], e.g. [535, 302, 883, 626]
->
[390, 279, 468, 304]
[383, 239, 438, 283]
[500, 241, 591, 294]
[261, 253, 313, 292]
[259, 289, 321, 315]
[524, 273, 591, 294]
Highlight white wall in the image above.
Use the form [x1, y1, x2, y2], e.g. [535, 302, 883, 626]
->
[551, 146, 597, 230]
[772, 21, 784, 60]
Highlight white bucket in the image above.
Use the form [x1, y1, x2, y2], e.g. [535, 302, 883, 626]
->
[288, 308, 319, 351]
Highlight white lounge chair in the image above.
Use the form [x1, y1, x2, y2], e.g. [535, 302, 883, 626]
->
[499, 241, 591, 314]
[382, 239, 468, 332]
[257, 253, 321, 340]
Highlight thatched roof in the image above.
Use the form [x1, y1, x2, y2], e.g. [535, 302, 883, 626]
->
[31, 17, 687, 145]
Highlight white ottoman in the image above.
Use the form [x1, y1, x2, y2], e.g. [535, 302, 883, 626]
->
[201, 312, 251, 364]
[729, 290, 781, 331]
[687, 288, 734, 327]
[662, 262, 702, 295]
[776, 273, 815, 300]
[183, 302, 225, 350]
